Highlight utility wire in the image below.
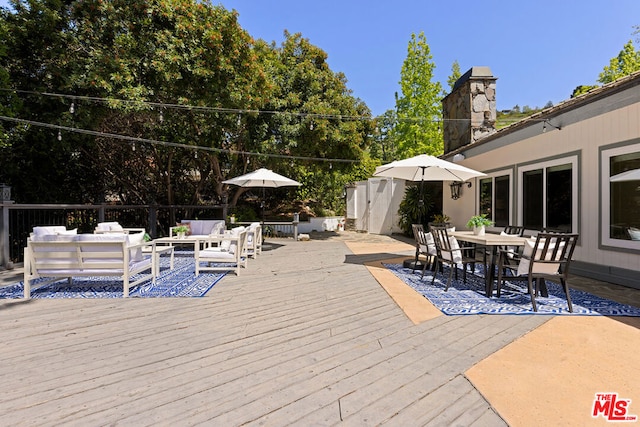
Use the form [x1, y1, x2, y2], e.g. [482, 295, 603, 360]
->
[0, 115, 359, 163]
[0, 87, 469, 123]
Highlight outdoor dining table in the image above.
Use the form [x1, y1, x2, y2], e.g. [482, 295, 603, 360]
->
[449, 230, 528, 297]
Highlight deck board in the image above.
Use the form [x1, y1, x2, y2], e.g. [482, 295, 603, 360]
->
[0, 235, 551, 426]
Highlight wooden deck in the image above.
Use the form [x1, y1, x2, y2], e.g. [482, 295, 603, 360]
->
[0, 234, 557, 425]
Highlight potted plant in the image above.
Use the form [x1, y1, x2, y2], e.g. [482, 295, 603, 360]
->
[173, 224, 189, 239]
[428, 213, 451, 229]
[466, 214, 493, 236]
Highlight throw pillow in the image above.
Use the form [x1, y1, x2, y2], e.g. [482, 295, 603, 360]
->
[56, 228, 78, 235]
[516, 238, 564, 276]
[127, 231, 145, 262]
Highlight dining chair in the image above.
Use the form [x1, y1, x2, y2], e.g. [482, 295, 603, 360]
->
[411, 223, 424, 271]
[477, 225, 525, 278]
[497, 225, 526, 262]
[496, 232, 579, 312]
[429, 225, 477, 290]
[414, 227, 437, 274]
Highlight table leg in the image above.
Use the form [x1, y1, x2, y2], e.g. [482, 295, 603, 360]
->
[537, 278, 549, 297]
[485, 246, 498, 297]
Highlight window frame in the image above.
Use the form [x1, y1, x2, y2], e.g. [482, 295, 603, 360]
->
[476, 168, 514, 228]
[600, 141, 640, 251]
[517, 154, 579, 233]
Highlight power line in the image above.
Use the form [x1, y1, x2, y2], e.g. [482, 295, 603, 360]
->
[0, 115, 359, 163]
[0, 87, 472, 123]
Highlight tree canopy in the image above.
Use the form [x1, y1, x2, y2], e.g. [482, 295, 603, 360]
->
[392, 32, 443, 158]
[0, 0, 374, 216]
[571, 37, 640, 99]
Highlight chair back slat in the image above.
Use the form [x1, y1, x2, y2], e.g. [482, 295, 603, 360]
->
[411, 224, 424, 238]
[503, 225, 525, 236]
[531, 233, 579, 275]
[430, 226, 449, 252]
[430, 225, 459, 259]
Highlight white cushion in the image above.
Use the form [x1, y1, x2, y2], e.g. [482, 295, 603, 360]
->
[31, 235, 77, 257]
[127, 231, 145, 262]
[425, 232, 437, 255]
[516, 238, 564, 276]
[76, 234, 126, 261]
[219, 226, 245, 252]
[199, 248, 236, 260]
[629, 227, 640, 241]
[500, 231, 520, 258]
[441, 236, 462, 263]
[38, 234, 77, 243]
[189, 221, 204, 236]
[56, 228, 78, 235]
[96, 222, 121, 231]
[209, 222, 226, 235]
[500, 231, 520, 237]
[32, 226, 67, 237]
[180, 220, 226, 236]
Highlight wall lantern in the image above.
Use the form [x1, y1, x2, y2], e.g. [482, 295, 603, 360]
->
[450, 181, 471, 200]
[0, 184, 11, 202]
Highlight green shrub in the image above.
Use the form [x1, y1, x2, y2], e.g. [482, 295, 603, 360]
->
[397, 184, 434, 236]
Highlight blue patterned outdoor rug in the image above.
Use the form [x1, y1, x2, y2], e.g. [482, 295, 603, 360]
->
[0, 254, 225, 299]
[385, 263, 640, 316]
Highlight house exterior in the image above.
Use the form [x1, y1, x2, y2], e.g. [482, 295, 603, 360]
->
[347, 66, 640, 289]
[442, 67, 640, 290]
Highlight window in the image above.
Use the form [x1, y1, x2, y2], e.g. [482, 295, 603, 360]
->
[479, 171, 512, 227]
[601, 143, 640, 249]
[519, 156, 578, 233]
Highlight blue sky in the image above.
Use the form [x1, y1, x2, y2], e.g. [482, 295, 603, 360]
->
[2, 1, 639, 116]
[219, 0, 640, 115]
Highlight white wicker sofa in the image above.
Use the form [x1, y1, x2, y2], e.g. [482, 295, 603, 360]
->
[23, 227, 155, 298]
[170, 219, 226, 238]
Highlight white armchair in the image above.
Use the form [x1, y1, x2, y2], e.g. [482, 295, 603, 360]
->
[246, 222, 262, 258]
[194, 229, 248, 276]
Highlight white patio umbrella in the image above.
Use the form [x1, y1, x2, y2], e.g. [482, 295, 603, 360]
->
[222, 168, 302, 188]
[373, 154, 487, 182]
[610, 168, 640, 182]
[374, 155, 486, 270]
[222, 168, 301, 225]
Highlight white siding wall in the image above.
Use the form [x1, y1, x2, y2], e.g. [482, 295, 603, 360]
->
[445, 102, 640, 276]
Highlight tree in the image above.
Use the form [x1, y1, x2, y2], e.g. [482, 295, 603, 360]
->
[68, 0, 271, 206]
[0, 0, 96, 203]
[571, 39, 640, 100]
[367, 109, 397, 162]
[0, 0, 271, 205]
[446, 60, 461, 91]
[599, 40, 640, 84]
[228, 31, 373, 214]
[571, 85, 598, 98]
[393, 32, 443, 158]
[0, 1, 373, 215]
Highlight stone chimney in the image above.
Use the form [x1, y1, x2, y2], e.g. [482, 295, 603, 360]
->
[442, 66, 497, 154]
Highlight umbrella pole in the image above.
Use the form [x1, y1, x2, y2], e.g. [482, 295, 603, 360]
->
[261, 187, 266, 240]
[406, 167, 427, 270]
[261, 187, 265, 223]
